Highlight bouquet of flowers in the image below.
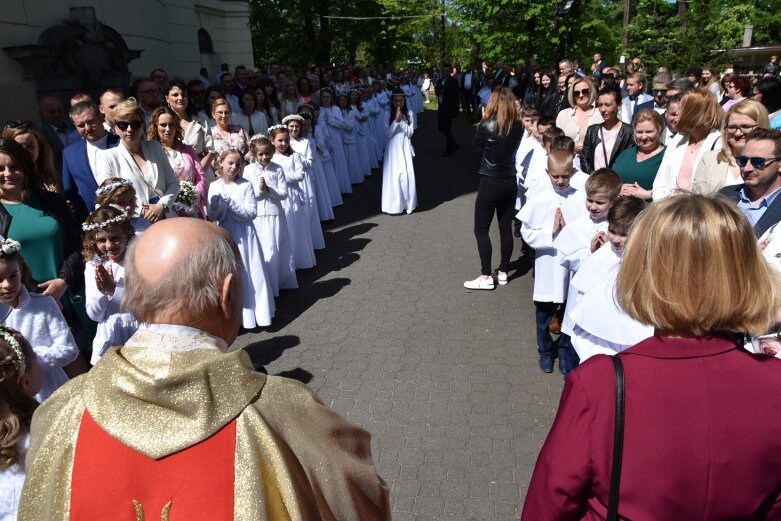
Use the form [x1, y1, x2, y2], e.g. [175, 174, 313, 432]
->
[174, 180, 196, 216]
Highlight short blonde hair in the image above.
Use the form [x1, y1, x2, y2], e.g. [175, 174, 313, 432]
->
[676, 88, 724, 135]
[567, 78, 596, 107]
[617, 194, 781, 336]
[112, 99, 145, 123]
[633, 109, 665, 135]
[718, 100, 770, 162]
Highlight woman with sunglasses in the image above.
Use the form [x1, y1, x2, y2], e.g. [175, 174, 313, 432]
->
[164, 79, 214, 174]
[652, 89, 724, 200]
[95, 99, 180, 223]
[555, 78, 603, 157]
[694, 100, 769, 194]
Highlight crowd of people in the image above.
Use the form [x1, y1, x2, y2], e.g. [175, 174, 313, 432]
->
[0, 61, 430, 519]
[3, 51, 781, 519]
[463, 56, 781, 518]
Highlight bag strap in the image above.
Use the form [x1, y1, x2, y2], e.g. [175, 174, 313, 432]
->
[607, 356, 625, 521]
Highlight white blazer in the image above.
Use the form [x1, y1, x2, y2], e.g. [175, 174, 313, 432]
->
[621, 93, 653, 123]
[652, 129, 722, 201]
[95, 140, 180, 213]
[232, 111, 269, 138]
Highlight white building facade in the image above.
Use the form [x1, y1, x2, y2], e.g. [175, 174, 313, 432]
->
[0, 0, 253, 119]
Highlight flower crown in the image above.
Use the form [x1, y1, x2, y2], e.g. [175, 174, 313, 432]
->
[82, 212, 129, 232]
[0, 326, 25, 377]
[297, 103, 315, 112]
[250, 133, 269, 143]
[0, 238, 21, 258]
[268, 124, 288, 132]
[281, 114, 304, 125]
[95, 179, 133, 197]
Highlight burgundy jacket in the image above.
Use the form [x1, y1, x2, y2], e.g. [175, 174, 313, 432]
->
[521, 335, 781, 520]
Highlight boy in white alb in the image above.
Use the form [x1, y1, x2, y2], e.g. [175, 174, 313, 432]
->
[518, 150, 587, 374]
[569, 196, 652, 363]
[554, 168, 622, 374]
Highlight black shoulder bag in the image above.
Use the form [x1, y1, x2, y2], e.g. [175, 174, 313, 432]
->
[607, 356, 625, 521]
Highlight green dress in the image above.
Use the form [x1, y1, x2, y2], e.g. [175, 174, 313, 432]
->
[4, 193, 95, 355]
[612, 146, 666, 190]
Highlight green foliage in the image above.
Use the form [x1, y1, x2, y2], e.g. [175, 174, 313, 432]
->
[248, 0, 781, 74]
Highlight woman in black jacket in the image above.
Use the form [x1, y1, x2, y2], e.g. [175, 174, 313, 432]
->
[536, 71, 559, 118]
[464, 87, 524, 290]
[580, 85, 634, 174]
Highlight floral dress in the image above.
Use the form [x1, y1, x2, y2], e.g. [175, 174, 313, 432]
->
[210, 124, 250, 169]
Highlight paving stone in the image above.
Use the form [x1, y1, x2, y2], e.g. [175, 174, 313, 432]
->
[232, 110, 563, 520]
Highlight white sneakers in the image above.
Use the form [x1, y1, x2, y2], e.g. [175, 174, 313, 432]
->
[464, 276, 495, 290]
[496, 272, 508, 285]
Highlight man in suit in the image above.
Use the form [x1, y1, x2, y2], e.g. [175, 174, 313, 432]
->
[38, 96, 80, 173]
[62, 101, 119, 217]
[621, 71, 653, 123]
[460, 66, 478, 119]
[634, 72, 672, 118]
[719, 128, 781, 237]
[435, 64, 461, 156]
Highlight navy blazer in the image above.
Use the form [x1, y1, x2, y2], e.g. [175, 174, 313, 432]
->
[718, 183, 781, 237]
[634, 99, 656, 117]
[62, 134, 119, 211]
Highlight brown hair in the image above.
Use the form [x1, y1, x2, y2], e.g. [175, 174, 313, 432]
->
[617, 194, 781, 336]
[547, 148, 574, 172]
[94, 177, 137, 208]
[0, 127, 58, 192]
[216, 148, 245, 179]
[0, 138, 44, 198]
[0, 328, 37, 469]
[550, 135, 575, 154]
[542, 126, 565, 148]
[676, 88, 724, 135]
[146, 106, 183, 144]
[479, 87, 519, 138]
[586, 168, 622, 199]
[81, 206, 135, 261]
[250, 135, 272, 156]
[746, 128, 781, 157]
[607, 193, 647, 231]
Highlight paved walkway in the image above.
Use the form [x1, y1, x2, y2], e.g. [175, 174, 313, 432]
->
[233, 109, 564, 520]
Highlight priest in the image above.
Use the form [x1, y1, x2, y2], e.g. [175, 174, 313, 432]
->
[19, 218, 391, 520]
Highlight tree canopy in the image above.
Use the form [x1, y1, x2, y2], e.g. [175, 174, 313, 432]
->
[249, 0, 781, 72]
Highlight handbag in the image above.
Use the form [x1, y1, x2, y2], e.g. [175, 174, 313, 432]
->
[607, 356, 625, 521]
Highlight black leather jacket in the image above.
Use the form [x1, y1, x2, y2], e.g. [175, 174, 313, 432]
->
[472, 120, 524, 178]
[0, 190, 85, 292]
[580, 121, 634, 174]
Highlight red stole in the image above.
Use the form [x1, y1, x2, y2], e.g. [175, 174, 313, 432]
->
[70, 411, 236, 520]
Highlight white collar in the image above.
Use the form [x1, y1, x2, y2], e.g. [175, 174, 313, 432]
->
[124, 323, 229, 352]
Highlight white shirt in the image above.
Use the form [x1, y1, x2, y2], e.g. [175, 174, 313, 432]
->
[123, 323, 228, 353]
[85, 134, 109, 178]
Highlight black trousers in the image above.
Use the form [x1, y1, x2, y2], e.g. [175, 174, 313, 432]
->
[473, 176, 516, 275]
[437, 108, 458, 151]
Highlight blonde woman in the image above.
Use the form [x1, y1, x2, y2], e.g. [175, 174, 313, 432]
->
[95, 99, 179, 222]
[692, 100, 769, 194]
[464, 87, 524, 290]
[523, 194, 781, 520]
[555, 77, 603, 155]
[651, 88, 724, 200]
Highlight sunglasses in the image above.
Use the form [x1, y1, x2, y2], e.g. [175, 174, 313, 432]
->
[574, 88, 590, 97]
[735, 156, 781, 169]
[3, 120, 37, 131]
[652, 89, 667, 94]
[116, 120, 144, 131]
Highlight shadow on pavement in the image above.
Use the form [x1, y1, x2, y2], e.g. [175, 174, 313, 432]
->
[243, 334, 300, 368]
[266, 277, 351, 332]
[275, 367, 313, 384]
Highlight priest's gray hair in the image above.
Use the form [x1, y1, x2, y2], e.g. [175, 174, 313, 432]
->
[122, 228, 242, 323]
